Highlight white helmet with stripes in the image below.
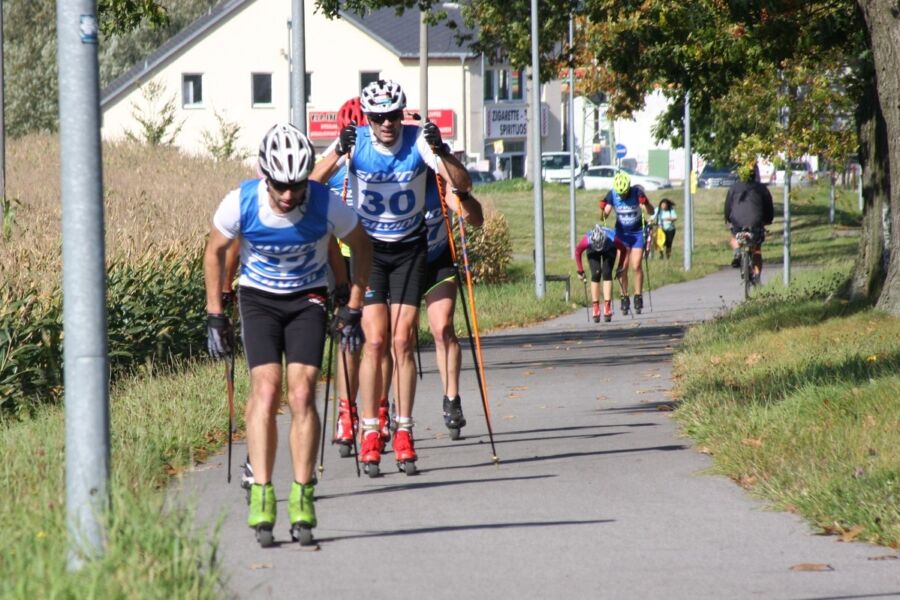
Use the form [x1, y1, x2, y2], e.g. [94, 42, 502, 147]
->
[360, 79, 407, 114]
[257, 123, 315, 183]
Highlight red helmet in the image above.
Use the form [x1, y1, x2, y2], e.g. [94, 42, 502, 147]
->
[337, 97, 368, 129]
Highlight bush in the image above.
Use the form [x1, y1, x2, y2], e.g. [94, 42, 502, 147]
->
[456, 209, 512, 284]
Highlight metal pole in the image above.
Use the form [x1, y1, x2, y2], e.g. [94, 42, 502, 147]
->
[420, 10, 428, 119]
[567, 13, 577, 258]
[783, 169, 791, 286]
[460, 57, 467, 157]
[829, 173, 835, 224]
[683, 90, 692, 271]
[530, 0, 545, 298]
[290, 0, 306, 133]
[57, 0, 109, 569]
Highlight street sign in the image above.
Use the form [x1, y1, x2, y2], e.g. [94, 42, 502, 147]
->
[615, 143, 627, 159]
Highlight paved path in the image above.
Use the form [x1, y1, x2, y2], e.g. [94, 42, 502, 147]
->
[177, 268, 900, 599]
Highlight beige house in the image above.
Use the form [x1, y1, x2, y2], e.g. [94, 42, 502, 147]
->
[100, 0, 562, 178]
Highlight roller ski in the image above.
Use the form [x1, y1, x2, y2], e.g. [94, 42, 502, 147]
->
[620, 295, 631, 316]
[334, 398, 358, 458]
[633, 294, 644, 315]
[442, 395, 467, 440]
[392, 424, 418, 476]
[591, 302, 601, 323]
[248, 483, 276, 548]
[288, 481, 317, 547]
[603, 300, 613, 322]
[360, 426, 383, 478]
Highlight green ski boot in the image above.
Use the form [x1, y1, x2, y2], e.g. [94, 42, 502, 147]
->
[288, 481, 317, 546]
[248, 483, 276, 547]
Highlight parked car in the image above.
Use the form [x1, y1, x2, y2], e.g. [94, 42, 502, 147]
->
[774, 161, 814, 187]
[541, 152, 584, 189]
[697, 163, 738, 188]
[467, 169, 496, 186]
[582, 165, 670, 191]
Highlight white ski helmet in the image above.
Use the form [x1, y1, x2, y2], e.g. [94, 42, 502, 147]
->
[589, 225, 607, 251]
[360, 79, 407, 114]
[257, 123, 315, 184]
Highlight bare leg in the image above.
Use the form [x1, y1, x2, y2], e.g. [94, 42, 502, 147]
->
[630, 247, 644, 295]
[360, 303, 389, 420]
[285, 363, 320, 484]
[246, 363, 282, 484]
[390, 303, 421, 418]
[426, 281, 460, 398]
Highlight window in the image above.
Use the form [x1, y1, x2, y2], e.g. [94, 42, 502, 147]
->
[182, 73, 203, 106]
[484, 69, 525, 102]
[252, 73, 272, 105]
[305, 72, 311, 103]
[360, 71, 380, 91]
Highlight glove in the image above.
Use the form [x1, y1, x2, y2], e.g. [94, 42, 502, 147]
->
[577, 271, 586, 283]
[333, 283, 350, 308]
[422, 120, 443, 150]
[332, 306, 364, 353]
[336, 123, 357, 156]
[207, 313, 234, 359]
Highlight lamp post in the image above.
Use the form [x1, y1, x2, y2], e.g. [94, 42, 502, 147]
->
[530, 0, 545, 298]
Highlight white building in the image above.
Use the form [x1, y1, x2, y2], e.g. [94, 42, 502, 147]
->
[100, 0, 562, 178]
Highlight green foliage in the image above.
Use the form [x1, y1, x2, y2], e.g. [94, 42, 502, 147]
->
[125, 79, 184, 146]
[201, 110, 249, 162]
[97, 0, 169, 35]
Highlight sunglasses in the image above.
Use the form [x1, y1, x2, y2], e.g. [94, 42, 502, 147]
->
[367, 110, 404, 124]
[268, 179, 307, 193]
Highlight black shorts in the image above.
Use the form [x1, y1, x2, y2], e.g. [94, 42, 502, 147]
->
[364, 233, 427, 306]
[730, 225, 765, 245]
[423, 247, 457, 296]
[587, 249, 616, 282]
[238, 286, 328, 370]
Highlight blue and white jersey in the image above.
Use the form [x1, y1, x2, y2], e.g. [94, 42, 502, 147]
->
[348, 124, 439, 243]
[423, 173, 449, 262]
[603, 186, 647, 233]
[213, 179, 358, 294]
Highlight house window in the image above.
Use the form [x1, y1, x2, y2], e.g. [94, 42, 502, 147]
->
[252, 73, 272, 105]
[484, 69, 525, 102]
[360, 71, 380, 91]
[182, 73, 203, 107]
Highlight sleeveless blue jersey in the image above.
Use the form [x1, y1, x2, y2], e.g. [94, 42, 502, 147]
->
[238, 179, 331, 293]
[606, 187, 644, 233]
[327, 164, 350, 204]
[349, 125, 429, 242]
[423, 173, 449, 262]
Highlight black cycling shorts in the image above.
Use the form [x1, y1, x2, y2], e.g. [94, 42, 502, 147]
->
[423, 247, 457, 297]
[587, 249, 616, 282]
[730, 225, 765, 245]
[364, 233, 427, 306]
[238, 286, 328, 370]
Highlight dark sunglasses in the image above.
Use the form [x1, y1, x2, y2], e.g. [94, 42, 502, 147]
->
[268, 179, 307, 193]
[367, 110, 404, 124]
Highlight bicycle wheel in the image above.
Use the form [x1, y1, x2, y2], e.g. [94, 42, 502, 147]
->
[741, 249, 751, 300]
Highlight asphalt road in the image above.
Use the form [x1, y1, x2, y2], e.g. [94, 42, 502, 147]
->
[176, 266, 900, 599]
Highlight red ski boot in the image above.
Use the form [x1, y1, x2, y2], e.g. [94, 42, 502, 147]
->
[378, 397, 392, 443]
[334, 398, 358, 458]
[359, 428, 383, 478]
[591, 302, 601, 323]
[603, 300, 613, 322]
[392, 427, 418, 476]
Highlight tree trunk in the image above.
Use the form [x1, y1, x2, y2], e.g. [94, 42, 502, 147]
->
[857, 0, 900, 314]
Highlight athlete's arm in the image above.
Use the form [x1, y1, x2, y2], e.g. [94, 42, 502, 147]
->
[310, 142, 342, 184]
[444, 189, 484, 227]
[341, 224, 372, 311]
[204, 227, 237, 315]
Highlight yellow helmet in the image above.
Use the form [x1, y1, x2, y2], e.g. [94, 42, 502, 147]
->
[613, 171, 631, 195]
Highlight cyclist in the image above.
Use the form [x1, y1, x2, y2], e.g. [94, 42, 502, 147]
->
[423, 169, 483, 438]
[724, 160, 774, 281]
[575, 224, 623, 322]
[599, 171, 655, 315]
[204, 123, 372, 546]
[312, 79, 473, 475]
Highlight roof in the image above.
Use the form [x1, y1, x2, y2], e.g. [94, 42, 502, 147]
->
[100, 0, 478, 109]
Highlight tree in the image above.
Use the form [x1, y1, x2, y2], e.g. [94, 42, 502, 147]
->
[315, 0, 899, 314]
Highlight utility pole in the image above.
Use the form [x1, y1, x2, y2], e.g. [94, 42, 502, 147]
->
[683, 91, 692, 271]
[567, 13, 577, 258]
[530, 0, 545, 298]
[290, 0, 306, 133]
[57, 0, 110, 569]
[783, 168, 791, 286]
[420, 10, 428, 120]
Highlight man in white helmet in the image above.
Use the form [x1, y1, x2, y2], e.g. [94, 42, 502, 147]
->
[312, 78, 473, 477]
[204, 123, 372, 547]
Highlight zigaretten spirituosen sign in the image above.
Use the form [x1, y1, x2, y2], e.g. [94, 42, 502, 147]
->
[308, 109, 455, 140]
[484, 104, 548, 139]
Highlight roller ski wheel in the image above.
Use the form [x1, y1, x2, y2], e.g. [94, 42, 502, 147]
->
[364, 462, 381, 478]
[255, 526, 275, 548]
[442, 396, 466, 441]
[360, 430, 382, 478]
[290, 524, 315, 546]
[392, 428, 418, 476]
[248, 483, 276, 547]
[288, 482, 317, 547]
[633, 294, 643, 315]
[398, 460, 418, 476]
[337, 442, 353, 458]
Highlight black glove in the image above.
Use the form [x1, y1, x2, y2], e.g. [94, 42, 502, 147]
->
[333, 283, 350, 309]
[336, 123, 357, 156]
[331, 306, 364, 354]
[207, 313, 234, 359]
[577, 271, 586, 283]
[422, 120, 443, 150]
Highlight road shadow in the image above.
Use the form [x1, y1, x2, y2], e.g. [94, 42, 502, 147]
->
[316, 474, 556, 501]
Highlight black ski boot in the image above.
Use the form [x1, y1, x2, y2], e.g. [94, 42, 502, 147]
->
[633, 294, 644, 315]
[620, 295, 631, 316]
[442, 395, 467, 440]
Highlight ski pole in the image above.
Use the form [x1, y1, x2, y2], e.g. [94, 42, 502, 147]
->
[341, 347, 361, 477]
[318, 332, 335, 477]
[644, 249, 654, 312]
[434, 171, 498, 463]
[582, 277, 590, 323]
[226, 345, 235, 483]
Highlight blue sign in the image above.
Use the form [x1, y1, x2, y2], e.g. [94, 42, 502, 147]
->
[615, 143, 627, 159]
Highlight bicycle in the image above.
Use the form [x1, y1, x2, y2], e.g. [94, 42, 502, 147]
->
[734, 228, 761, 299]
